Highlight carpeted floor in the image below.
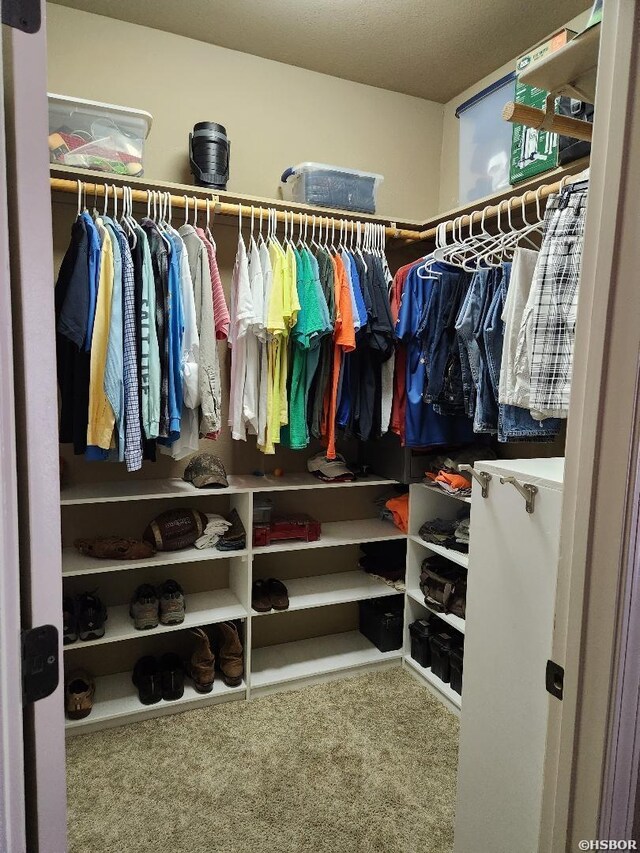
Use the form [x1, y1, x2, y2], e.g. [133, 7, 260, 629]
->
[66, 668, 459, 853]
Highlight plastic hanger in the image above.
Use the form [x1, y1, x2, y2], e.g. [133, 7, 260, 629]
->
[76, 180, 83, 218]
[257, 207, 265, 247]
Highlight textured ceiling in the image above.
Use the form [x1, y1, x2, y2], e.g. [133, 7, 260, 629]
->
[50, 0, 588, 102]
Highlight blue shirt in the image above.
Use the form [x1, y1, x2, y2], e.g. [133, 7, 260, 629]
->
[157, 233, 184, 442]
[81, 212, 101, 352]
[397, 261, 475, 448]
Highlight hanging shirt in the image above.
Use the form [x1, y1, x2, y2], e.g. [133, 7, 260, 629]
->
[390, 262, 414, 444]
[91, 217, 123, 462]
[142, 220, 170, 437]
[81, 211, 101, 352]
[262, 240, 286, 453]
[310, 248, 336, 440]
[115, 225, 143, 472]
[56, 217, 91, 455]
[242, 238, 262, 436]
[195, 227, 230, 340]
[133, 225, 160, 442]
[397, 261, 474, 448]
[178, 224, 221, 437]
[325, 253, 356, 459]
[86, 218, 116, 450]
[257, 240, 273, 448]
[157, 233, 185, 443]
[228, 234, 254, 441]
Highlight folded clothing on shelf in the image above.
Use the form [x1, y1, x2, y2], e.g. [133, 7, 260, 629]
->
[194, 513, 232, 549]
[384, 492, 409, 532]
[423, 443, 497, 497]
[419, 507, 470, 553]
[359, 539, 407, 585]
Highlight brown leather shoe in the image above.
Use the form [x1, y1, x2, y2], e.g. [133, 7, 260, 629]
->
[267, 578, 290, 611]
[65, 670, 95, 719]
[213, 621, 244, 687]
[251, 579, 272, 613]
[189, 628, 215, 693]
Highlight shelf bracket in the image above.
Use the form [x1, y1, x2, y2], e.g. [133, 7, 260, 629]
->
[499, 477, 538, 514]
[459, 465, 491, 498]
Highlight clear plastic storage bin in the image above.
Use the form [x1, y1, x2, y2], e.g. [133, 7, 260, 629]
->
[48, 94, 152, 177]
[456, 73, 516, 204]
[280, 162, 383, 214]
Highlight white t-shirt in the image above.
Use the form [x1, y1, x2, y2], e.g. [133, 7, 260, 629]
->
[257, 241, 273, 447]
[243, 238, 263, 435]
[228, 235, 254, 441]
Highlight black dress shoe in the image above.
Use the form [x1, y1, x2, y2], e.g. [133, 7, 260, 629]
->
[160, 653, 185, 701]
[132, 656, 162, 705]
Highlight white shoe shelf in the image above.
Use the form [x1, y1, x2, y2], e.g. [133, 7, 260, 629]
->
[61, 475, 471, 734]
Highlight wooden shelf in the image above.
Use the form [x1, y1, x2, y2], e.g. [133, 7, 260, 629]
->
[251, 631, 402, 689]
[404, 655, 462, 711]
[518, 23, 600, 102]
[60, 473, 396, 505]
[406, 588, 465, 635]
[252, 571, 400, 616]
[61, 545, 245, 577]
[65, 670, 245, 735]
[63, 589, 247, 649]
[409, 536, 469, 569]
[253, 519, 404, 555]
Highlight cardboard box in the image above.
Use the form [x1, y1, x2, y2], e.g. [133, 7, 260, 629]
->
[510, 28, 576, 185]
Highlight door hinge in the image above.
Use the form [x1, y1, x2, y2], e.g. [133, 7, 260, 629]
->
[546, 659, 564, 701]
[1, 0, 41, 33]
[21, 625, 59, 705]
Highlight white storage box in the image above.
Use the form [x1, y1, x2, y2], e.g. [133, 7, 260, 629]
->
[48, 94, 152, 177]
[456, 73, 515, 204]
[280, 162, 383, 214]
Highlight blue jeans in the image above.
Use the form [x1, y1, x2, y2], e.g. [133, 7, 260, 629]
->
[483, 262, 561, 442]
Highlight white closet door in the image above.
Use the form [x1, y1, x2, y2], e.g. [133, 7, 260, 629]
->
[454, 458, 564, 853]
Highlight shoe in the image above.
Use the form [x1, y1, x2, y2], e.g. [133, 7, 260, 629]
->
[216, 509, 247, 551]
[189, 628, 215, 693]
[160, 653, 184, 701]
[213, 621, 244, 687]
[65, 670, 95, 719]
[132, 656, 162, 705]
[251, 579, 272, 613]
[76, 592, 107, 641]
[63, 596, 78, 645]
[267, 578, 289, 611]
[159, 580, 185, 626]
[129, 584, 159, 630]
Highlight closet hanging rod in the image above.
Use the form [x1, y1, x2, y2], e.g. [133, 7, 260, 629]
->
[49, 177, 421, 241]
[412, 172, 585, 242]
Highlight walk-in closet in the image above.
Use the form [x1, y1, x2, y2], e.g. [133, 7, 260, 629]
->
[3, 0, 640, 851]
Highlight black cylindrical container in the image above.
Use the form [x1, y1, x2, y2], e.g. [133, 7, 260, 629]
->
[189, 121, 230, 190]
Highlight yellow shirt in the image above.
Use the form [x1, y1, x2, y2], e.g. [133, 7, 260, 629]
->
[86, 219, 116, 449]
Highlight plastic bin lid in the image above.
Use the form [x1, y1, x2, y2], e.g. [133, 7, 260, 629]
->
[48, 93, 153, 136]
[280, 162, 383, 183]
[455, 72, 516, 119]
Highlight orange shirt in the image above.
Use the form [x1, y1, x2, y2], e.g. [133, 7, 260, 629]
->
[324, 254, 355, 459]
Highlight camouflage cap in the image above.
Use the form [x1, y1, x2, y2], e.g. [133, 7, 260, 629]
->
[183, 453, 229, 489]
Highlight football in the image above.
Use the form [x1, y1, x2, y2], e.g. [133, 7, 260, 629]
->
[143, 508, 209, 552]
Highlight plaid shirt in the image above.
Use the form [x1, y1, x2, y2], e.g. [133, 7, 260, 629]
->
[116, 228, 143, 471]
[528, 188, 588, 417]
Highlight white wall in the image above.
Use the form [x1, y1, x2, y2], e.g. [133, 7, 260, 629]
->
[46, 3, 444, 220]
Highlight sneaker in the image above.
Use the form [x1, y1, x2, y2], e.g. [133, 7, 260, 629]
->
[132, 656, 162, 705]
[159, 580, 185, 626]
[76, 592, 107, 642]
[160, 652, 185, 701]
[189, 628, 215, 693]
[65, 670, 95, 719]
[63, 596, 78, 645]
[130, 584, 159, 630]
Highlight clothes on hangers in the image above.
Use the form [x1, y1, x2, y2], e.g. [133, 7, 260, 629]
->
[55, 191, 230, 469]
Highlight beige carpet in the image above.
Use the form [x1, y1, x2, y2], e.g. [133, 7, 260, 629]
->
[66, 668, 459, 853]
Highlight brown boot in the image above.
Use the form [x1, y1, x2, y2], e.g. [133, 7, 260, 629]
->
[189, 628, 215, 693]
[214, 621, 244, 687]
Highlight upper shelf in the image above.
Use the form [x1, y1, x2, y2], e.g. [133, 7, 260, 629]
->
[60, 473, 397, 505]
[518, 23, 600, 103]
